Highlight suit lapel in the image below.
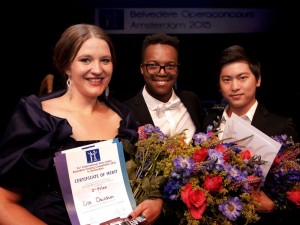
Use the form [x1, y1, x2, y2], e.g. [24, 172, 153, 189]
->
[251, 104, 269, 132]
[176, 91, 201, 131]
[133, 91, 154, 125]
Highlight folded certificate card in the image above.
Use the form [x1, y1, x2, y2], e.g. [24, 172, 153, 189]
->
[223, 113, 282, 178]
[54, 138, 136, 225]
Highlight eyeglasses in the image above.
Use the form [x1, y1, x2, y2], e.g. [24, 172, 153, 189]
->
[142, 63, 179, 75]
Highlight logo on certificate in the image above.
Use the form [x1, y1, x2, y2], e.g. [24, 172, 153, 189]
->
[85, 149, 100, 163]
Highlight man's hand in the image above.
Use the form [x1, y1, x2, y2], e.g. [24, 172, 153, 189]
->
[252, 190, 274, 213]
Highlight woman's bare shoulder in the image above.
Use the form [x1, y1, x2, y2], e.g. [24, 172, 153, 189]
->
[41, 94, 68, 118]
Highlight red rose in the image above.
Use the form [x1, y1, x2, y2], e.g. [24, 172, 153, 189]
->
[241, 150, 252, 160]
[204, 175, 223, 193]
[193, 148, 208, 162]
[272, 155, 279, 166]
[215, 144, 230, 161]
[287, 190, 300, 206]
[223, 153, 230, 161]
[181, 183, 207, 219]
[215, 144, 227, 153]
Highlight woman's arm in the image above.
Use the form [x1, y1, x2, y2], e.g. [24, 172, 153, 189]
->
[0, 187, 47, 225]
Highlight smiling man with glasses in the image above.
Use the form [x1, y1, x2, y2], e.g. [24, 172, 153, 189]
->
[123, 32, 205, 146]
[123, 33, 205, 224]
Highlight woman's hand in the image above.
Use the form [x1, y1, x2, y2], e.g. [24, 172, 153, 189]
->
[128, 198, 163, 225]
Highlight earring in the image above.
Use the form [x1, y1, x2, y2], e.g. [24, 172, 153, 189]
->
[105, 86, 109, 98]
[67, 77, 72, 100]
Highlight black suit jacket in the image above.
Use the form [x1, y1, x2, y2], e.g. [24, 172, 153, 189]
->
[123, 89, 205, 225]
[203, 103, 299, 141]
[123, 89, 205, 134]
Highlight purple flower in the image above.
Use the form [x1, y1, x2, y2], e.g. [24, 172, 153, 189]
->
[192, 132, 211, 145]
[174, 155, 194, 172]
[143, 124, 166, 140]
[206, 125, 213, 132]
[224, 164, 244, 181]
[273, 134, 295, 155]
[207, 149, 224, 165]
[219, 197, 243, 221]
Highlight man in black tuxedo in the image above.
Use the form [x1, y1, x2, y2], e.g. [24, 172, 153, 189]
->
[123, 32, 205, 143]
[123, 33, 205, 224]
[203, 44, 298, 142]
[203, 44, 299, 225]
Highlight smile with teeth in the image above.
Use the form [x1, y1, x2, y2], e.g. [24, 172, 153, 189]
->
[86, 78, 103, 82]
[154, 80, 169, 83]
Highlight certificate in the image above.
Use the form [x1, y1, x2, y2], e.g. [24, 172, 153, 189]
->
[54, 138, 136, 225]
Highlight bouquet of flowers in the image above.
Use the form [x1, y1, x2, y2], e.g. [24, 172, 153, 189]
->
[127, 124, 267, 225]
[126, 125, 168, 204]
[263, 134, 300, 210]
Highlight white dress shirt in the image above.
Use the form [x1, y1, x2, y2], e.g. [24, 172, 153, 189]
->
[218, 101, 258, 140]
[142, 86, 196, 142]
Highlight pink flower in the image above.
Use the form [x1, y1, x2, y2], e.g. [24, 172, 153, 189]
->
[137, 126, 147, 140]
[287, 190, 300, 206]
[204, 175, 223, 193]
[248, 175, 261, 188]
[181, 183, 207, 219]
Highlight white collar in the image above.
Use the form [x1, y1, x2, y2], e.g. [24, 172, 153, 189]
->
[221, 100, 258, 122]
[142, 86, 179, 111]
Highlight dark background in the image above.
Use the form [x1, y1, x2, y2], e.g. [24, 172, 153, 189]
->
[1, 0, 299, 136]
